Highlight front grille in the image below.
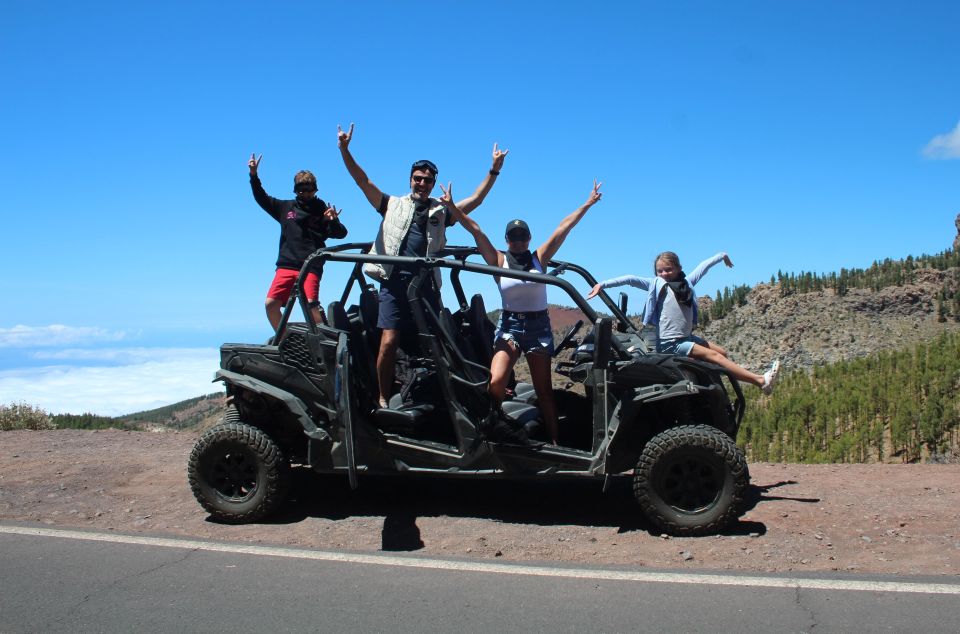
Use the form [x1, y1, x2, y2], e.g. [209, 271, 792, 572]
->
[280, 333, 314, 372]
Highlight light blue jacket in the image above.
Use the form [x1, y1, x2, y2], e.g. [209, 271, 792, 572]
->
[598, 252, 727, 329]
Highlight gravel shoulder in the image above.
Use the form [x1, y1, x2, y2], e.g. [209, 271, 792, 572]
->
[1, 429, 959, 576]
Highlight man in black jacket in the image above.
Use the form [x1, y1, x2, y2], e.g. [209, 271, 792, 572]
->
[248, 153, 348, 332]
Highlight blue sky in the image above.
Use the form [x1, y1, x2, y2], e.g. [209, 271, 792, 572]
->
[2, 1, 958, 415]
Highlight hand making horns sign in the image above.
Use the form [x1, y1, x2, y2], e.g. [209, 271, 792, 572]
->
[492, 142, 509, 171]
[337, 123, 354, 149]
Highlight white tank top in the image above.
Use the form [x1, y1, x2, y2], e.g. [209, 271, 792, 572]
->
[498, 253, 548, 312]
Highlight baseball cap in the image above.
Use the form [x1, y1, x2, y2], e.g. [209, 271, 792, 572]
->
[505, 219, 531, 240]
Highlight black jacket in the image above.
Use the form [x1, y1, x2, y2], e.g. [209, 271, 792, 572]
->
[250, 175, 348, 269]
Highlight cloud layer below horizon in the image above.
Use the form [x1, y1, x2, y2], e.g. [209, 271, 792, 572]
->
[0, 325, 220, 416]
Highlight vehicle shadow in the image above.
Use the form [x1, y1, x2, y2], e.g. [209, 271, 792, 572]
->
[254, 468, 779, 543]
[277, 468, 640, 530]
[743, 479, 822, 512]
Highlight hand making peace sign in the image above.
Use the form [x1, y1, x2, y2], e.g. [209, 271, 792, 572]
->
[248, 153, 262, 176]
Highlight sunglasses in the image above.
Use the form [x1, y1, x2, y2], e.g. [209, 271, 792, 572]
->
[411, 175, 435, 184]
[411, 160, 439, 174]
[507, 232, 530, 242]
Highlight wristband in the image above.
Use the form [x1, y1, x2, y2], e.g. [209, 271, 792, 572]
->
[489, 169, 500, 176]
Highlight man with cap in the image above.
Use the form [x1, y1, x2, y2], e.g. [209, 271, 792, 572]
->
[337, 123, 509, 408]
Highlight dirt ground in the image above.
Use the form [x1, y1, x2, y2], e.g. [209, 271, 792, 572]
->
[1, 429, 959, 576]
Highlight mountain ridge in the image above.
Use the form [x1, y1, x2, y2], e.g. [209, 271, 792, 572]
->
[699, 265, 960, 374]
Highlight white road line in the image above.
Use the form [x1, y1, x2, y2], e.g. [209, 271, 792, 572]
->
[3, 524, 959, 595]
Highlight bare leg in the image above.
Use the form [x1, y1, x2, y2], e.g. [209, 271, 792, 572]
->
[526, 352, 558, 445]
[488, 338, 520, 403]
[265, 297, 282, 333]
[701, 339, 729, 358]
[377, 329, 400, 407]
[688, 343, 763, 387]
[309, 306, 327, 326]
[307, 278, 325, 326]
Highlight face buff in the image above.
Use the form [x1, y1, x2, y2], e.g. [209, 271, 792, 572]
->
[666, 272, 693, 306]
[505, 249, 534, 272]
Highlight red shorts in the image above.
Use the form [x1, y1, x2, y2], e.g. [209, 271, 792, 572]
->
[266, 268, 320, 303]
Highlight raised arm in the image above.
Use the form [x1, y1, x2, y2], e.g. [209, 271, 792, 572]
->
[586, 274, 653, 298]
[439, 183, 501, 267]
[453, 143, 509, 215]
[337, 123, 385, 210]
[535, 180, 602, 265]
[687, 252, 732, 286]
[247, 153, 284, 220]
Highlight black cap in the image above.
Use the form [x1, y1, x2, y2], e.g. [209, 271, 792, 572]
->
[410, 159, 438, 177]
[505, 219, 531, 239]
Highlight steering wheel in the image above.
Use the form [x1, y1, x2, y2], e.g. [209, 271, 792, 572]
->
[552, 319, 584, 357]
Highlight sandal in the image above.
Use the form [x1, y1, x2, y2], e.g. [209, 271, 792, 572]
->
[761, 359, 781, 395]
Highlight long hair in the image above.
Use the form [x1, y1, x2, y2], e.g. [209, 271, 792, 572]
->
[653, 251, 681, 273]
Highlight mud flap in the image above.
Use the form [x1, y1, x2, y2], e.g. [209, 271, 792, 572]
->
[335, 332, 358, 490]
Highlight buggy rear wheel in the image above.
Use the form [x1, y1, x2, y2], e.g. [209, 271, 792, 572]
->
[633, 424, 748, 536]
[188, 422, 290, 523]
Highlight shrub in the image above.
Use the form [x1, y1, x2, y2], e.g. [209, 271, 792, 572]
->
[0, 402, 56, 431]
[0, 403, 57, 431]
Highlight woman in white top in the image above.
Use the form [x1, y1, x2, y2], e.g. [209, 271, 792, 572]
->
[439, 181, 602, 445]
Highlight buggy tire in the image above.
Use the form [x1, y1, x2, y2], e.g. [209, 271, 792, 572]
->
[633, 424, 748, 536]
[188, 422, 290, 523]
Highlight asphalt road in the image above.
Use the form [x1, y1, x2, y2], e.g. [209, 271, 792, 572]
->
[2, 524, 960, 633]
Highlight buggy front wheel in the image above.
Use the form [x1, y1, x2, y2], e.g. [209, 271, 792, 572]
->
[187, 422, 290, 523]
[633, 424, 749, 536]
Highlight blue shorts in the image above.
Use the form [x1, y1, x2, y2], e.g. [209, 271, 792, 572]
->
[657, 334, 707, 356]
[495, 310, 554, 356]
[377, 271, 440, 330]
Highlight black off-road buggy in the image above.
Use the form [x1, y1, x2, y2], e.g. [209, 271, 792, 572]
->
[188, 243, 749, 536]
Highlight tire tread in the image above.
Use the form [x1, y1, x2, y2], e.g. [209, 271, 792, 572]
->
[187, 421, 289, 523]
[633, 424, 748, 536]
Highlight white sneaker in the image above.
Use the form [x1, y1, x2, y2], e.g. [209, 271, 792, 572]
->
[761, 359, 781, 394]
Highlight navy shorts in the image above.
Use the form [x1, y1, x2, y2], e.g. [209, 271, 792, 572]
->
[377, 271, 440, 330]
[495, 310, 554, 356]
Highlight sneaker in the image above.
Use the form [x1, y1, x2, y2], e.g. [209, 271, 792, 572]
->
[761, 359, 781, 395]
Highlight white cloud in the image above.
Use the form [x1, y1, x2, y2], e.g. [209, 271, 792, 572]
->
[0, 347, 220, 416]
[0, 324, 129, 348]
[32, 347, 202, 363]
[922, 120, 960, 159]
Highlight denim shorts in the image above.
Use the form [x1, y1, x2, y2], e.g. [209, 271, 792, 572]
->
[657, 334, 707, 356]
[495, 311, 554, 356]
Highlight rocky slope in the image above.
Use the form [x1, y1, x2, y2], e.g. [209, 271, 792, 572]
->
[699, 216, 960, 374]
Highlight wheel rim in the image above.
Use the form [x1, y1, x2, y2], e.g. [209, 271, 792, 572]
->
[207, 445, 258, 501]
[653, 451, 723, 514]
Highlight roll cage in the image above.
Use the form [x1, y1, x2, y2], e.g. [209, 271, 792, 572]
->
[274, 240, 639, 350]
